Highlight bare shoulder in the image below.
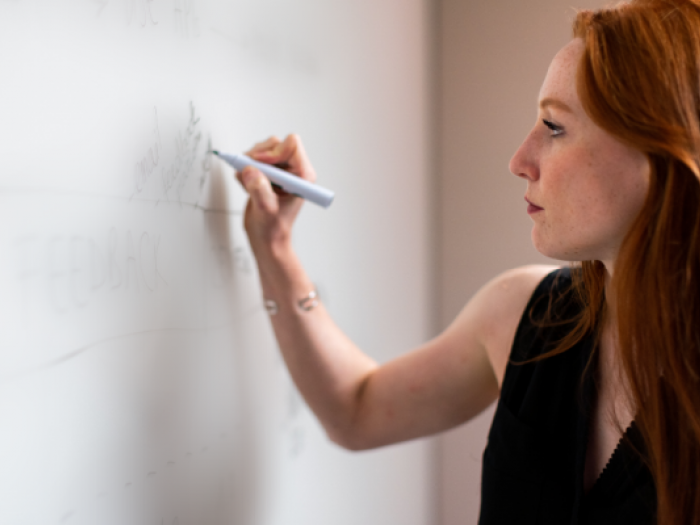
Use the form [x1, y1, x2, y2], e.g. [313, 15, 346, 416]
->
[464, 264, 560, 389]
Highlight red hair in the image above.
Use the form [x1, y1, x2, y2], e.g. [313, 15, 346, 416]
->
[542, 1, 700, 523]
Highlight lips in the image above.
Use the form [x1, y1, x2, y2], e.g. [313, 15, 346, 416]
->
[525, 197, 543, 213]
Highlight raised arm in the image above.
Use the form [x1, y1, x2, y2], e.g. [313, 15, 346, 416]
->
[234, 134, 557, 450]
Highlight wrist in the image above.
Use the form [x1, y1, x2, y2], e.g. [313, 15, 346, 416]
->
[246, 222, 292, 255]
[249, 234, 295, 265]
[251, 240, 315, 308]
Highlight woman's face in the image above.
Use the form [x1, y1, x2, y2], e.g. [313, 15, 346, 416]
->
[509, 38, 650, 268]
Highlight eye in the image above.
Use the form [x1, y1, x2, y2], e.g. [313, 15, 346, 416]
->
[542, 119, 564, 137]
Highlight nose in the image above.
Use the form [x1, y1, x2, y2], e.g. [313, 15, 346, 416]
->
[509, 129, 539, 182]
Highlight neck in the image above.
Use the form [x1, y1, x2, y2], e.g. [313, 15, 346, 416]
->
[601, 259, 616, 323]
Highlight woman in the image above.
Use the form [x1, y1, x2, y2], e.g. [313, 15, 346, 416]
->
[234, 0, 700, 523]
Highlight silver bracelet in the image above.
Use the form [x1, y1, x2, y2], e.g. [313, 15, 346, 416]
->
[263, 289, 319, 315]
[298, 290, 319, 311]
[263, 299, 279, 315]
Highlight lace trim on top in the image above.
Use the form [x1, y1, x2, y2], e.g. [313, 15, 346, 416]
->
[586, 420, 639, 502]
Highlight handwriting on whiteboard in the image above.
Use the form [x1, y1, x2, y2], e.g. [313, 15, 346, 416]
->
[125, 0, 157, 26]
[132, 103, 208, 204]
[16, 228, 166, 314]
[173, 0, 199, 38]
[133, 108, 161, 197]
[93, 0, 199, 36]
[94, 0, 157, 27]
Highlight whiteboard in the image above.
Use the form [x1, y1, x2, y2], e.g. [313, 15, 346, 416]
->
[0, 1, 435, 524]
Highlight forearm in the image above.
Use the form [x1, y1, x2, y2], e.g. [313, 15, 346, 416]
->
[233, 135, 506, 453]
[253, 240, 379, 446]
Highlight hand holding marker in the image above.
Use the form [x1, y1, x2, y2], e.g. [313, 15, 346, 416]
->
[213, 151, 335, 209]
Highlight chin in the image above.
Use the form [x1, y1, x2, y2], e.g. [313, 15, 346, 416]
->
[531, 230, 589, 262]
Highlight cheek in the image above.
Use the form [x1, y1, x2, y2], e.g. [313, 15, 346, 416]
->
[605, 172, 648, 231]
[594, 146, 649, 228]
[541, 153, 597, 218]
[548, 143, 646, 222]
[531, 167, 594, 257]
[533, 151, 648, 260]
[574, 162, 648, 257]
[531, 130, 650, 261]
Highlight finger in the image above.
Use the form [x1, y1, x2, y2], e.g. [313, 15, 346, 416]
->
[283, 134, 315, 179]
[253, 134, 294, 164]
[254, 134, 317, 183]
[241, 167, 278, 214]
[235, 169, 254, 192]
[247, 136, 281, 156]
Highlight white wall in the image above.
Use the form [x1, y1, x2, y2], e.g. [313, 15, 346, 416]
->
[0, 1, 437, 524]
[436, 1, 608, 524]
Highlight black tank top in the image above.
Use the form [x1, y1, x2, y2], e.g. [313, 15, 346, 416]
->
[478, 268, 656, 524]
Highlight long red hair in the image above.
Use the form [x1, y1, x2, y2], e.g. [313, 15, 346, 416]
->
[543, 1, 700, 523]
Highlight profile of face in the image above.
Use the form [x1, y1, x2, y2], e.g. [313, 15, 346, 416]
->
[509, 38, 650, 269]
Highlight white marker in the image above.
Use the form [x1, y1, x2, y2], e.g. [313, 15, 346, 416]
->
[213, 151, 335, 209]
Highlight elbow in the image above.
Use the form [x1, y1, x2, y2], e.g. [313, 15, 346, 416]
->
[324, 424, 375, 452]
[324, 373, 379, 451]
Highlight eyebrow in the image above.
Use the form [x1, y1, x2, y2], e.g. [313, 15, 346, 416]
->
[539, 97, 574, 113]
